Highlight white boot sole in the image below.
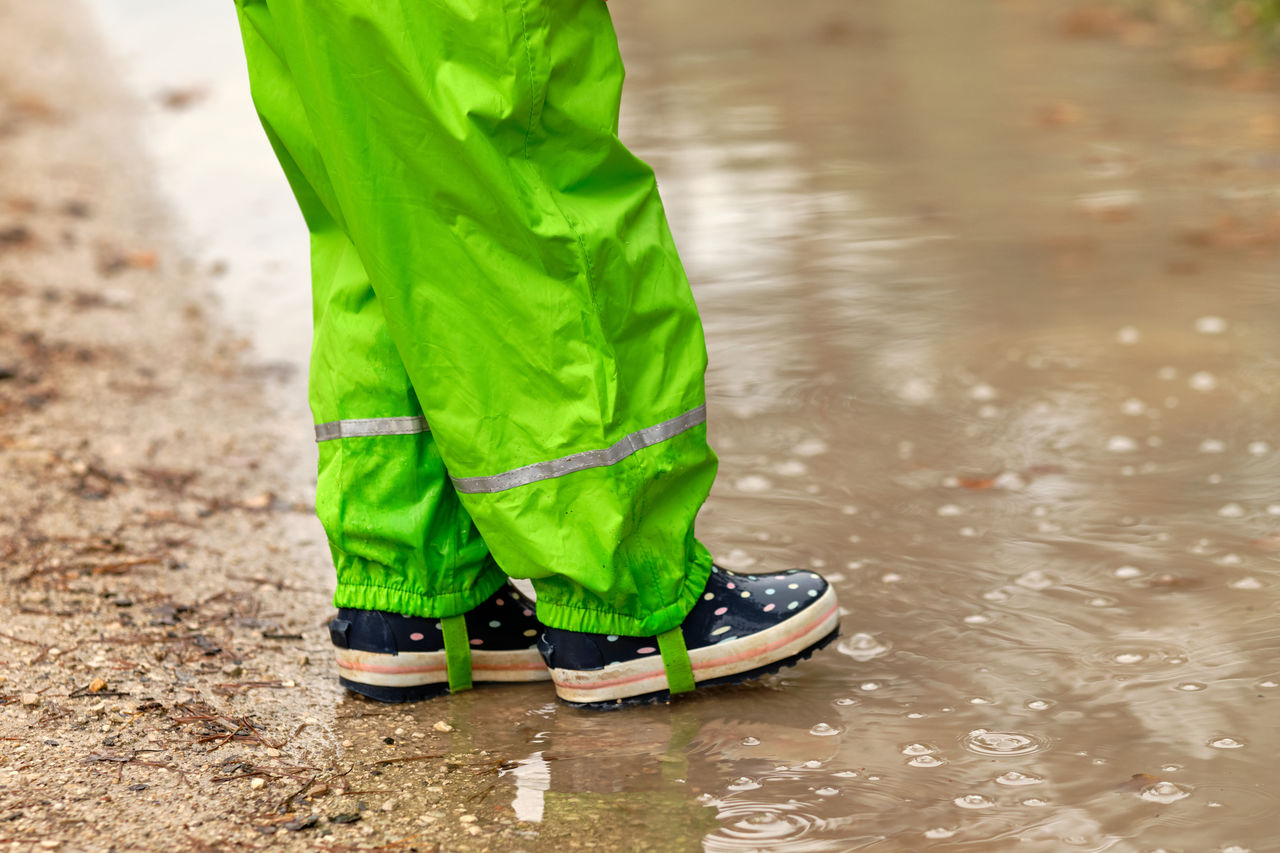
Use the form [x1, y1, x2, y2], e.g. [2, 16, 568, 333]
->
[335, 647, 550, 688]
[548, 586, 839, 704]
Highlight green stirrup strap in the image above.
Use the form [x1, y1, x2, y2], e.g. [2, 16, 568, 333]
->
[657, 627, 695, 695]
[440, 614, 473, 693]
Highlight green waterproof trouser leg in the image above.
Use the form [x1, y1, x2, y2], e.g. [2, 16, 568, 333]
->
[234, 0, 717, 636]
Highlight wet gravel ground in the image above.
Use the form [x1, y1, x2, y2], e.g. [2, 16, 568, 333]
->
[6, 0, 1280, 851]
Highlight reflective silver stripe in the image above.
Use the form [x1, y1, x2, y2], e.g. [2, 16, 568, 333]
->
[452, 405, 707, 494]
[314, 416, 430, 442]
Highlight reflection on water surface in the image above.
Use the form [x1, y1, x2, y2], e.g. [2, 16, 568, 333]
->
[90, 0, 1280, 848]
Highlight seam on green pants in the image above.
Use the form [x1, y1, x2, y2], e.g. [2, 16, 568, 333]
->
[514, 0, 602, 317]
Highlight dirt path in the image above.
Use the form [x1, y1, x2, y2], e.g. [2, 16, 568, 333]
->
[0, 3, 484, 850]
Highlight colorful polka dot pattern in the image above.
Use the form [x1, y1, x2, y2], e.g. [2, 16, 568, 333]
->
[332, 582, 544, 656]
[566, 566, 830, 668]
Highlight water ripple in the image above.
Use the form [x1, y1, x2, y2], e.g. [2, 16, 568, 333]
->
[961, 730, 1050, 756]
[704, 801, 831, 852]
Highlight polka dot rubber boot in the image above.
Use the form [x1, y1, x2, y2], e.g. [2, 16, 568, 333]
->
[537, 566, 839, 709]
[329, 582, 550, 702]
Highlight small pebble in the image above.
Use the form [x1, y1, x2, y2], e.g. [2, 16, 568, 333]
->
[250, 777, 266, 790]
[20, 693, 39, 706]
[433, 721, 454, 733]
[265, 748, 282, 758]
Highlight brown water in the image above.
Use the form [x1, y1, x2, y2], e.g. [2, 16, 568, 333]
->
[337, 2, 1280, 850]
[93, 0, 1280, 848]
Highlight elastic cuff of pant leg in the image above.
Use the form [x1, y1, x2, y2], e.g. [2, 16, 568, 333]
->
[531, 558, 713, 637]
[332, 563, 507, 619]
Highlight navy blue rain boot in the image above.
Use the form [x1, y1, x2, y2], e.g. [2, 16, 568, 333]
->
[330, 582, 550, 702]
[537, 566, 839, 709]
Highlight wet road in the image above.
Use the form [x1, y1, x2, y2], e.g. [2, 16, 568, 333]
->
[91, 0, 1280, 849]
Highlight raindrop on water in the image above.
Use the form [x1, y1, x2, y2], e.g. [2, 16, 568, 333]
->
[953, 794, 995, 809]
[899, 378, 935, 404]
[793, 438, 829, 457]
[1199, 438, 1226, 453]
[1026, 699, 1055, 711]
[705, 804, 825, 851]
[1116, 326, 1141, 344]
[859, 682, 881, 692]
[741, 736, 761, 746]
[924, 827, 957, 839]
[1113, 652, 1147, 664]
[1114, 565, 1142, 579]
[937, 504, 963, 517]
[1015, 570, 1054, 591]
[995, 771, 1044, 787]
[1248, 441, 1271, 456]
[1139, 781, 1192, 803]
[1209, 736, 1245, 750]
[836, 632, 891, 662]
[734, 475, 773, 494]
[908, 755, 945, 768]
[901, 743, 935, 756]
[1107, 435, 1139, 453]
[809, 723, 841, 737]
[1121, 397, 1146, 416]
[1230, 577, 1263, 590]
[962, 730, 1047, 756]
[1189, 371, 1218, 392]
[814, 787, 839, 797]
[1218, 503, 1246, 518]
[774, 460, 807, 478]
[1176, 682, 1207, 692]
[1195, 316, 1228, 334]
[728, 777, 761, 791]
[1021, 797, 1050, 807]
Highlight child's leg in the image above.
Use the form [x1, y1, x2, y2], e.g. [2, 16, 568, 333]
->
[234, 0, 718, 639]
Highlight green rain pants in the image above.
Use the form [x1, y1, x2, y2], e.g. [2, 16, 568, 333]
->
[234, 0, 717, 637]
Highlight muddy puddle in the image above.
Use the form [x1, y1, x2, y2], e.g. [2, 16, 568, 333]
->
[87, 0, 1280, 848]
